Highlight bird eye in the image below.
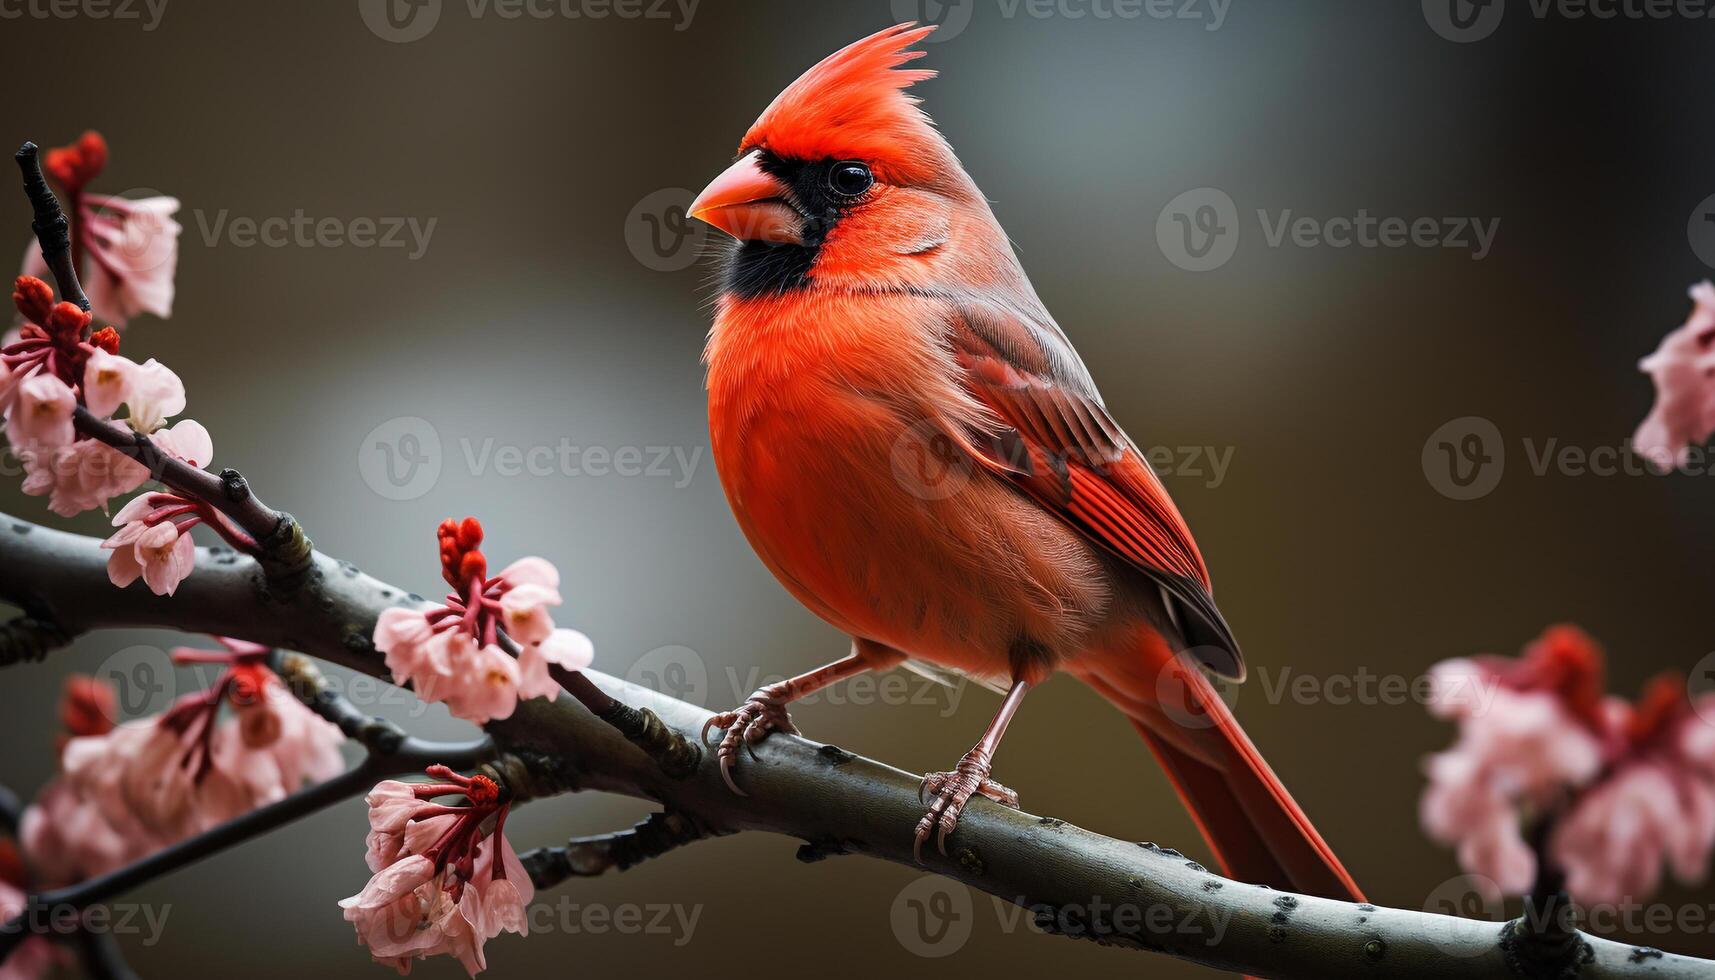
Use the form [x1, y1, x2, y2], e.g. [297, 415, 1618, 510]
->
[827, 161, 874, 197]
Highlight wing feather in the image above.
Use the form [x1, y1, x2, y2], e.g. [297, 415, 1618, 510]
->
[944, 294, 1244, 678]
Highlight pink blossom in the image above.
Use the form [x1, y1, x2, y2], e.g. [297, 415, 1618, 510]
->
[516, 628, 594, 701]
[19, 416, 207, 521]
[27, 640, 345, 885]
[19, 434, 147, 517]
[78, 194, 181, 324]
[446, 641, 523, 723]
[1550, 682, 1715, 905]
[342, 769, 528, 976]
[496, 556, 559, 591]
[149, 418, 212, 466]
[22, 132, 179, 328]
[101, 433, 238, 598]
[1422, 626, 1715, 906]
[21, 776, 148, 885]
[373, 519, 590, 724]
[103, 512, 196, 596]
[499, 581, 561, 645]
[6, 373, 75, 449]
[118, 357, 185, 434]
[1633, 281, 1715, 471]
[81, 347, 133, 417]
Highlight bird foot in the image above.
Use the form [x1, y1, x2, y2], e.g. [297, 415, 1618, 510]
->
[701, 692, 800, 795]
[914, 752, 1019, 862]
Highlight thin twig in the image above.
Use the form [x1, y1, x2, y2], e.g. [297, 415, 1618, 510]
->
[72, 930, 140, 980]
[267, 650, 410, 756]
[13, 142, 86, 312]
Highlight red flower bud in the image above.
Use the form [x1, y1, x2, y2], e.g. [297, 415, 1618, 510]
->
[465, 774, 500, 807]
[89, 326, 121, 354]
[59, 674, 117, 738]
[458, 552, 487, 588]
[458, 517, 483, 549]
[11, 275, 54, 326]
[43, 129, 108, 193]
[46, 301, 92, 342]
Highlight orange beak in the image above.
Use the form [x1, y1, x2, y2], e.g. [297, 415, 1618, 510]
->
[689, 151, 803, 245]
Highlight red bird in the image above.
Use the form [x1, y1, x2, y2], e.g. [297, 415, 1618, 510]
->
[691, 23, 1362, 900]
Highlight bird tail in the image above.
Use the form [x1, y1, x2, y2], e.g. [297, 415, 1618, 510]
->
[1077, 632, 1365, 902]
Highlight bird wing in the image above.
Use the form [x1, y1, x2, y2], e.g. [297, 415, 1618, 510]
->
[943, 292, 1244, 679]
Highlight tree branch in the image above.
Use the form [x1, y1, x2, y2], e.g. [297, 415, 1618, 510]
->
[0, 514, 1707, 978]
[519, 810, 713, 888]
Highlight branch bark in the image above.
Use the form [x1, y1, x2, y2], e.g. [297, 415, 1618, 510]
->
[0, 513, 1708, 979]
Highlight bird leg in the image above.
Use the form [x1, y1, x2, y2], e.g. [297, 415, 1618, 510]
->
[703, 647, 889, 795]
[914, 678, 1031, 862]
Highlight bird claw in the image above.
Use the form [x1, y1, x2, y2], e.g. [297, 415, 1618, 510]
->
[913, 754, 1019, 863]
[701, 693, 800, 796]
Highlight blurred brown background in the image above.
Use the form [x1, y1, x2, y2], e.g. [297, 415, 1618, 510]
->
[4, 0, 1715, 976]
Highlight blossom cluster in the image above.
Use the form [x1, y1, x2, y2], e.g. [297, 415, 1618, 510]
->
[2, 133, 208, 596]
[21, 130, 180, 328]
[373, 518, 593, 724]
[341, 767, 531, 975]
[1634, 281, 1715, 470]
[20, 642, 344, 889]
[1421, 625, 1715, 905]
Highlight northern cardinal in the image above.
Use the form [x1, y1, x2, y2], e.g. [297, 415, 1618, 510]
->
[691, 22, 1362, 901]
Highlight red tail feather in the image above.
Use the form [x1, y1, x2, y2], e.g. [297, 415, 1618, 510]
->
[1081, 640, 1364, 902]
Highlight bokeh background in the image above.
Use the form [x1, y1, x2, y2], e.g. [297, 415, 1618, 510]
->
[4, 0, 1715, 975]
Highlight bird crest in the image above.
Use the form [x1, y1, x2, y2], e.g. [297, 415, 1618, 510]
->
[740, 23, 948, 185]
